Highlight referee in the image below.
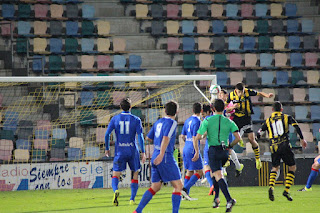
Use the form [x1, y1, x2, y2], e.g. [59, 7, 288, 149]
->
[257, 101, 307, 202]
[226, 82, 274, 169]
[195, 99, 241, 212]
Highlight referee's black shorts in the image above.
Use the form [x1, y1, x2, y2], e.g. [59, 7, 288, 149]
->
[233, 115, 253, 134]
[208, 146, 229, 172]
[271, 142, 295, 167]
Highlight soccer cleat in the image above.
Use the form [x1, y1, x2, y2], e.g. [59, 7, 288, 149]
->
[224, 160, 230, 168]
[129, 200, 136, 205]
[208, 186, 214, 196]
[226, 199, 236, 212]
[298, 186, 312, 192]
[113, 190, 120, 206]
[268, 188, 274, 201]
[181, 188, 198, 201]
[238, 139, 244, 147]
[235, 164, 244, 177]
[283, 191, 293, 201]
[201, 177, 208, 184]
[256, 159, 262, 170]
[212, 198, 220, 208]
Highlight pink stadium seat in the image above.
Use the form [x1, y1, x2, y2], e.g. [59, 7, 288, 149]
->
[1, 22, 12, 36]
[34, 139, 48, 150]
[97, 55, 111, 70]
[167, 4, 179, 19]
[305, 52, 318, 67]
[199, 72, 212, 86]
[95, 128, 107, 144]
[0, 139, 13, 161]
[227, 21, 239, 33]
[35, 4, 48, 18]
[251, 95, 260, 104]
[230, 72, 244, 85]
[229, 54, 242, 68]
[167, 37, 180, 52]
[199, 55, 212, 69]
[241, 4, 253, 17]
[264, 106, 273, 120]
[36, 120, 51, 131]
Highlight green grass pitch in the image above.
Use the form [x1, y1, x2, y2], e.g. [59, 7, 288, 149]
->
[1, 185, 319, 213]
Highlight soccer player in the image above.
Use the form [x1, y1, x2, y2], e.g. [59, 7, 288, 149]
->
[219, 89, 244, 177]
[298, 154, 320, 191]
[226, 82, 274, 170]
[105, 98, 146, 206]
[134, 101, 182, 213]
[256, 101, 307, 201]
[195, 99, 241, 212]
[180, 102, 203, 200]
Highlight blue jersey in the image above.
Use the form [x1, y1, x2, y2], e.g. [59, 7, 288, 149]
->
[106, 111, 143, 155]
[181, 115, 201, 152]
[147, 117, 177, 161]
[203, 115, 212, 166]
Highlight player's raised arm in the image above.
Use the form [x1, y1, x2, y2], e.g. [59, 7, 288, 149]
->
[257, 90, 274, 98]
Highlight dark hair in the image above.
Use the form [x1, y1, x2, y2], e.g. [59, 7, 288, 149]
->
[272, 101, 282, 112]
[214, 99, 225, 112]
[220, 89, 228, 95]
[193, 102, 202, 114]
[165, 101, 178, 116]
[235, 82, 244, 91]
[203, 104, 211, 113]
[120, 98, 131, 111]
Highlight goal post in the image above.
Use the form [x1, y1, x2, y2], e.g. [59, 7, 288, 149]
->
[0, 74, 216, 191]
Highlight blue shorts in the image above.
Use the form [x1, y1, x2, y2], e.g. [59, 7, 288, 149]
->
[203, 142, 209, 166]
[151, 154, 181, 183]
[113, 149, 141, 172]
[183, 149, 203, 171]
[208, 146, 229, 173]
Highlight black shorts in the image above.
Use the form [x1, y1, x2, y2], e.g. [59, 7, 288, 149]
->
[208, 146, 229, 172]
[271, 142, 295, 167]
[233, 115, 253, 135]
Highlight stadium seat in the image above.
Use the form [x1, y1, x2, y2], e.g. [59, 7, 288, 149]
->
[312, 123, 320, 139]
[32, 149, 47, 162]
[167, 37, 180, 52]
[16, 139, 31, 150]
[129, 55, 142, 70]
[211, 20, 224, 34]
[166, 21, 179, 35]
[307, 71, 320, 84]
[276, 71, 289, 85]
[262, 88, 275, 102]
[50, 4, 64, 19]
[196, 4, 209, 19]
[97, 38, 111, 53]
[66, 21, 79, 36]
[150, 4, 163, 19]
[226, 4, 238, 18]
[96, 109, 111, 125]
[136, 4, 148, 19]
[81, 55, 95, 70]
[95, 128, 107, 144]
[69, 137, 84, 148]
[147, 108, 160, 124]
[129, 91, 143, 104]
[0, 130, 14, 140]
[244, 53, 257, 67]
[62, 92, 77, 108]
[309, 88, 320, 102]
[0, 140, 13, 161]
[271, 20, 283, 33]
[97, 20, 110, 36]
[183, 54, 196, 69]
[1, 22, 12, 36]
[273, 36, 286, 50]
[97, 55, 111, 70]
[275, 53, 287, 67]
[255, 4, 268, 17]
[50, 21, 63, 36]
[305, 52, 318, 67]
[229, 54, 242, 68]
[197, 21, 210, 34]
[260, 53, 273, 67]
[36, 120, 51, 131]
[80, 91, 94, 106]
[182, 21, 194, 35]
[85, 146, 100, 160]
[230, 72, 243, 86]
[17, 21, 31, 36]
[213, 37, 225, 51]
[17, 120, 33, 139]
[311, 106, 320, 120]
[35, 129, 50, 140]
[288, 36, 300, 49]
[152, 21, 164, 35]
[283, 105, 293, 115]
[167, 4, 179, 19]
[82, 5, 95, 19]
[291, 71, 305, 85]
[303, 35, 315, 49]
[251, 107, 261, 121]
[211, 4, 223, 18]
[32, 55, 45, 73]
[181, 4, 194, 18]
[50, 148, 65, 161]
[34, 21, 48, 36]
[227, 20, 240, 34]
[14, 149, 29, 161]
[270, 3, 283, 17]
[293, 88, 306, 102]
[277, 88, 291, 102]
[112, 91, 126, 105]
[33, 38, 48, 54]
[80, 109, 96, 125]
[287, 19, 299, 33]
[68, 148, 82, 160]
[198, 37, 211, 51]
[246, 71, 258, 85]
[34, 139, 49, 150]
[81, 38, 95, 53]
[285, 3, 297, 16]
[51, 139, 66, 149]
[65, 55, 79, 70]
[65, 38, 78, 53]
[241, 4, 253, 17]
[112, 73, 126, 88]
[66, 4, 78, 19]
[217, 72, 228, 86]
[52, 128, 67, 140]
[82, 21, 95, 36]
[49, 38, 62, 54]
[228, 36, 241, 50]
[257, 20, 268, 34]
[258, 36, 270, 50]
[2, 4, 15, 19]
[35, 4, 48, 18]
[243, 36, 255, 51]
[215, 54, 226, 68]
[182, 37, 195, 52]
[242, 20, 254, 34]
[113, 55, 126, 69]
[301, 20, 313, 33]
[295, 106, 308, 120]
[264, 106, 273, 120]
[290, 53, 303, 67]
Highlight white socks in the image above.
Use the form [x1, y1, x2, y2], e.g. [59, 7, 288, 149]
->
[230, 149, 241, 170]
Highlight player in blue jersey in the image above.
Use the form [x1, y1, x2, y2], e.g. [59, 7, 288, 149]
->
[105, 98, 146, 206]
[134, 101, 182, 213]
[180, 102, 203, 200]
[298, 154, 320, 192]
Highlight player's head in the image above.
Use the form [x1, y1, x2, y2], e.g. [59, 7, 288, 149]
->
[213, 99, 225, 112]
[202, 104, 211, 117]
[272, 101, 283, 112]
[193, 102, 202, 114]
[165, 101, 178, 117]
[235, 82, 245, 97]
[218, 89, 228, 101]
[120, 98, 131, 111]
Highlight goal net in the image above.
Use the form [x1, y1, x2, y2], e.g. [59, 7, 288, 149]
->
[0, 75, 216, 191]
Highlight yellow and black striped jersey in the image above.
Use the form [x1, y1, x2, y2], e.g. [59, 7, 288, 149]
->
[226, 88, 259, 117]
[260, 112, 298, 145]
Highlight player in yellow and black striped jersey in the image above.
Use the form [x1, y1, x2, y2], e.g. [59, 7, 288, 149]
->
[226, 83, 274, 170]
[256, 101, 307, 202]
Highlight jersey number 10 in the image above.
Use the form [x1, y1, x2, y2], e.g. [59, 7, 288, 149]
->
[272, 120, 284, 136]
[119, 121, 130, 134]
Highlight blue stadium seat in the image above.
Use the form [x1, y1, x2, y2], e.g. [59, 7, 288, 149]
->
[243, 36, 255, 51]
[228, 37, 241, 50]
[288, 36, 300, 49]
[260, 53, 273, 67]
[114, 55, 126, 69]
[182, 37, 195, 52]
[285, 3, 297, 16]
[16, 139, 31, 150]
[295, 106, 308, 121]
[68, 148, 82, 160]
[217, 72, 228, 86]
[309, 88, 320, 102]
[82, 5, 95, 19]
[86, 146, 100, 159]
[251, 107, 261, 121]
[182, 21, 194, 35]
[151, 21, 164, 35]
[255, 4, 268, 17]
[50, 38, 63, 53]
[2, 4, 15, 19]
[213, 37, 225, 51]
[276, 71, 289, 85]
[311, 106, 320, 120]
[303, 35, 316, 49]
[18, 21, 31, 36]
[287, 20, 299, 33]
[32, 55, 45, 73]
[129, 55, 142, 70]
[302, 20, 313, 33]
[65, 55, 78, 70]
[290, 53, 302, 67]
[52, 128, 67, 140]
[66, 21, 79, 36]
[196, 4, 209, 19]
[80, 91, 94, 106]
[261, 71, 274, 85]
[81, 38, 95, 53]
[212, 20, 224, 34]
[312, 123, 320, 140]
[226, 4, 238, 17]
[151, 4, 163, 18]
[35, 129, 50, 139]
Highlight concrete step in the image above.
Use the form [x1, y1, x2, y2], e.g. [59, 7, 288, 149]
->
[130, 50, 172, 67]
[85, 1, 125, 17]
[120, 35, 155, 50]
[301, 15, 320, 32]
[141, 67, 183, 75]
[100, 17, 141, 35]
[296, 6, 319, 15]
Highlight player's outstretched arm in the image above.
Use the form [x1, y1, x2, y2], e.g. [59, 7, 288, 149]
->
[153, 136, 170, 165]
[258, 91, 274, 98]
